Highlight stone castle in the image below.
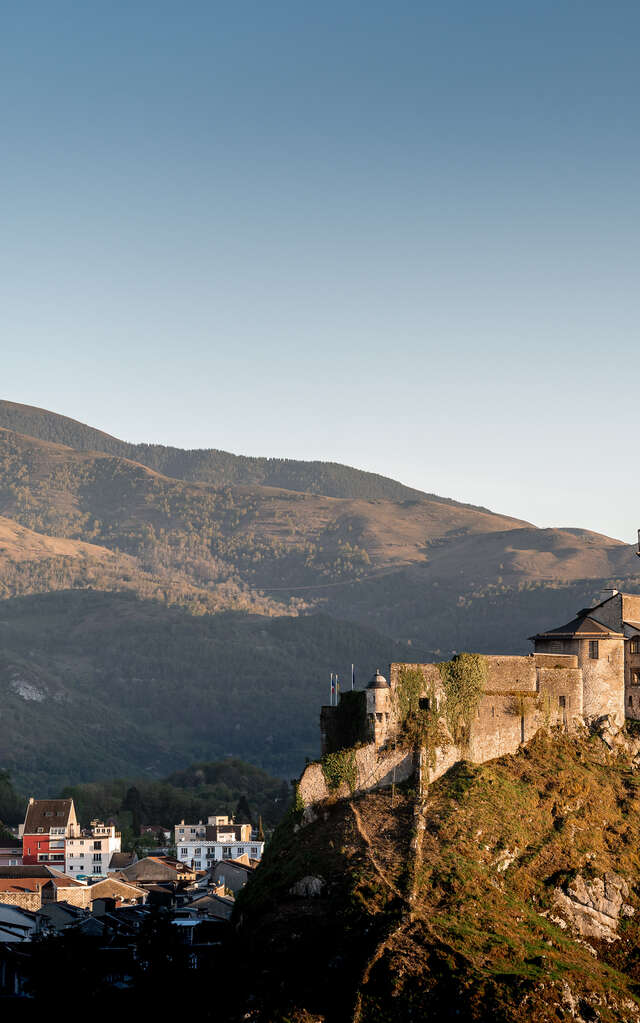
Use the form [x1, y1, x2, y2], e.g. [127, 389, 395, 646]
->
[298, 588, 640, 809]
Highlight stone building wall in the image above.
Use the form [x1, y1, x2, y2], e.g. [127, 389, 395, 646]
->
[298, 654, 586, 811]
[578, 638, 625, 723]
[42, 882, 91, 908]
[0, 890, 41, 911]
[533, 636, 624, 723]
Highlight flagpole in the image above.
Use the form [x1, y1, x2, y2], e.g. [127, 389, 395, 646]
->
[351, 663, 355, 690]
[330, 672, 333, 706]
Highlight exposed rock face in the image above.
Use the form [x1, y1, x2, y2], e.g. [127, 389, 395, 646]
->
[594, 715, 640, 767]
[554, 872, 634, 940]
[289, 875, 325, 898]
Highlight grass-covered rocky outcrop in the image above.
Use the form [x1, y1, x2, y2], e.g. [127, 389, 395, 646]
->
[233, 729, 640, 1022]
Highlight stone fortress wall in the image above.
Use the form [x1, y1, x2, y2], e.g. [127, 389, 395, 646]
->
[298, 652, 585, 810]
[298, 590, 636, 812]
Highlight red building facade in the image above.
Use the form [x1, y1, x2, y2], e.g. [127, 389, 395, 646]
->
[21, 798, 79, 866]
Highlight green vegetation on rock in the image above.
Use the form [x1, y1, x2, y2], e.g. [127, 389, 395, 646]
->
[321, 748, 358, 793]
[232, 730, 640, 1022]
[438, 652, 487, 747]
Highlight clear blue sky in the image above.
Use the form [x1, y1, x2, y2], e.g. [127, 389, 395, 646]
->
[2, 2, 638, 541]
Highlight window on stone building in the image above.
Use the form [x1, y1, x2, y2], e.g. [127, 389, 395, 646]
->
[491, 706, 495, 717]
[589, 641, 599, 659]
[629, 695, 633, 707]
[631, 638, 640, 654]
[634, 672, 640, 685]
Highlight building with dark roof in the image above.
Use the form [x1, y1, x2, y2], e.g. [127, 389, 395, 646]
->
[531, 589, 640, 722]
[20, 798, 79, 866]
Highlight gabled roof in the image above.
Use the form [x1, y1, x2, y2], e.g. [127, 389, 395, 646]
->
[89, 877, 146, 901]
[36, 901, 85, 920]
[119, 856, 193, 882]
[43, 875, 85, 889]
[108, 852, 137, 870]
[532, 614, 624, 640]
[184, 893, 234, 920]
[23, 799, 74, 835]
[0, 865, 60, 879]
[0, 880, 43, 893]
[208, 859, 254, 878]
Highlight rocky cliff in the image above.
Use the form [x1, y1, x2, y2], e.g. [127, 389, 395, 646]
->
[233, 726, 640, 1022]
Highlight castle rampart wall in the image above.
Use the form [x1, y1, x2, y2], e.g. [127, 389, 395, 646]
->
[299, 655, 586, 812]
[297, 744, 414, 810]
[534, 653, 578, 669]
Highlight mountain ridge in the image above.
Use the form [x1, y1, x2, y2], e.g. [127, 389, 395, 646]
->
[1, 399, 640, 791]
[0, 399, 515, 513]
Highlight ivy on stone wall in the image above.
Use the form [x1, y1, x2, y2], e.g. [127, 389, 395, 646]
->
[438, 653, 488, 748]
[321, 748, 357, 793]
[395, 666, 450, 769]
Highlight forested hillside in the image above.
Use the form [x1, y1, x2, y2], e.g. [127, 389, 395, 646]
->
[1, 401, 639, 791]
[0, 400, 490, 506]
[0, 589, 428, 792]
[62, 757, 289, 835]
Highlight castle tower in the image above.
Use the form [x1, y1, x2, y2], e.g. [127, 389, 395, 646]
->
[366, 669, 391, 746]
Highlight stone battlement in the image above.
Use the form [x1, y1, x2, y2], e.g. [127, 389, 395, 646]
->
[298, 592, 637, 811]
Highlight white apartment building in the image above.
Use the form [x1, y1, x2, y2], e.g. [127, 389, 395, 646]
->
[174, 816, 263, 871]
[65, 820, 121, 878]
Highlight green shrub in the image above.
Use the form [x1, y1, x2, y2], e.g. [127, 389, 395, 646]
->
[321, 749, 357, 793]
[438, 653, 487, 747]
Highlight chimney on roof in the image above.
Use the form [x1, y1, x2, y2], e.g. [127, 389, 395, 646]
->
[28, 797, 34, 805]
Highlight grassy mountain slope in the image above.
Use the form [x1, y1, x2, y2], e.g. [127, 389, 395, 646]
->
[0, 399, 493, 507]
[0, 425, 531, 604]
[1, 426, 636, 630]
[2, 403, 640, 794]
[0, 589, 430, 793]
[234, 731, 640, 1022]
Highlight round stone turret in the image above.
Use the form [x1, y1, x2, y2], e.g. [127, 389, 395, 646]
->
[366, 669, 391, 745]
[367, 669, 389, 690]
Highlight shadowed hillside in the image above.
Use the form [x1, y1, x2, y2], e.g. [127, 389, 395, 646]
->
[0, 589, 430, 793]
[1, 402, 640, 790]
[232, 731, 640, 1021]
